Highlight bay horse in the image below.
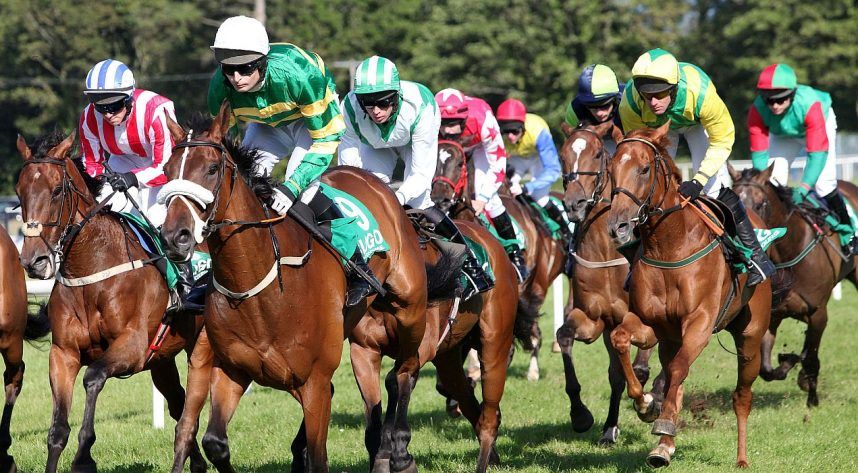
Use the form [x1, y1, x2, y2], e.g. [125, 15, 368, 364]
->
[730, 164, 858, 407]
[0, 223, 51, 473]
[607, 123, 771, 468]
[349, 217, 519, 473]
[556, 121, 658, 445]
[15, 131, 208, 473]
[159, 104, 428, 473]
[431, 140, 558, 382]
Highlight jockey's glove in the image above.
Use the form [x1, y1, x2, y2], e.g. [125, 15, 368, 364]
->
[271, 184, 297, 216]
[791, 184, 811, 205]
[678, 179, 703, 201]
[109, 171, 138, 192]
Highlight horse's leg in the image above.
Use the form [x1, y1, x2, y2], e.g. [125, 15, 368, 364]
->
[374, 368, 401, 473]
[170, 329, 213, 473]
[473, 327, 515, 473]
[387, 362, 419, 473]
[600, 333, 625, 446]
[632, 347, 653, 386]
[350, 342, 384, 468]
[297, 373, 334, 472]
[45, 347, 80, 473]
[526, 319, 542, 382]
[0, 345, 24, 473]
[731, 313, 766, 469]
[201, 366, 250, 473]
[758, 316, 789, 381]
[556, 316, 594, 433]
[798, 306, 828, 407]
[610, 314, 658, 422]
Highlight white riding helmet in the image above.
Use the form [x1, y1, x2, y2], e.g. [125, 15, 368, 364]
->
[211, 16, 270, 65]
[83, 59, 135, 98]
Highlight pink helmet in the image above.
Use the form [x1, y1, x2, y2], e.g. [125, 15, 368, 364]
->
[496, 98, 526, 123]
[435, 88, 469, 120]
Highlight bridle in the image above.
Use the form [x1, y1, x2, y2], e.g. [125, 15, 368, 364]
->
[562, 127, 610, 209]
[610, 137, 683, 225]
[432, 140, 470, 209]
[732, 179, 772, 220]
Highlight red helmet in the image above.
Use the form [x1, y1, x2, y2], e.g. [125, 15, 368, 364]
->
[435, 88, 469, 120]
[496, 98, 526, 123]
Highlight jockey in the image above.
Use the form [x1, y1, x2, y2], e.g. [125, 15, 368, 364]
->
[750, 63, 857, 254]
[79, 58, 196, 311]
[208, 15, 376, 306]
[435, 88, 529, 280]
[339, 56, 493, 299]
[567, 64, 624, 153]
[620, 48, 775, 285]
[496, 98, 571, 240]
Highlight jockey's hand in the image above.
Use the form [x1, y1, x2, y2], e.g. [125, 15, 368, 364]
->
[109, 171, 138, 192]
[471, 199, 487, 215]
[270, 184, 297, 216]
[792, 184, 811, 205]
[508, 173, 524, 196]
[678, 179, 703, 201]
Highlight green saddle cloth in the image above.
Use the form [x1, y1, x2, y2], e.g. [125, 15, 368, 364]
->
[477, 213, 527, 251]
[527, 196, 573, 240]
[318, 183, 390, 261]
[729, 228, 787, 273]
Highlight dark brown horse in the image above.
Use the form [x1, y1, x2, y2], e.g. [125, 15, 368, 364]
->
[556, 121, 658, 445]
[0, 223, 50, 473]
[15, 131, 207, 473]
[607, 124, 771, 468]
[160, 105, 427, 473]
[730, 164, 858, 406]
[350, 218, 519, 472]
[432, 140, 560, 381]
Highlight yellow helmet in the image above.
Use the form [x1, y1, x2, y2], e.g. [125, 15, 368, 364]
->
[631, 48, 679, 94]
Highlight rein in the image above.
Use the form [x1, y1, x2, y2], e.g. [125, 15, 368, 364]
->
[433, 140, 469, 204]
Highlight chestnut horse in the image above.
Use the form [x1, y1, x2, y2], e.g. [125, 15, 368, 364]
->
[556, 121, 658, 445]
[0, 223, 50, 473]
[607, 124, 771, 468]
[350, 218, 518, 472]
[15, 131, 207, 473]
[432, 140, 560, 381]
[730, 165, 858, 406]
[159, 105, 427, 473]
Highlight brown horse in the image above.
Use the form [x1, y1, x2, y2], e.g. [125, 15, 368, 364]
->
[0, 224, 50, 473]
[730, 164, 858, 407]
[350, 217, 519, 472]
[15, 131, 207, 473]
[607, 124, 771, 468]
[556, 121, 658, 445]
[432, 140, 560, 381]
[159, 105, 428, 473]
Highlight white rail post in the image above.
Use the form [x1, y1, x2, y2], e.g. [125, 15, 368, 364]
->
[153, 384, 165, 429]
[552, 276, 564, 338]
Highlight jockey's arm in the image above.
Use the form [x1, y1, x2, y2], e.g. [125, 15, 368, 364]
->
[133, 104, 175, 188]
[337, 103, 361, 167]
[748, 105, 771, 170]
[694, 88, 735, 186]
[475, 113, 507, 204]
[526, 127, 562, 197]
[79, 109, 106, 177]
[618, 86, 647, 133]
[801, 101, 829, 189]
[398, 107, 439, 205]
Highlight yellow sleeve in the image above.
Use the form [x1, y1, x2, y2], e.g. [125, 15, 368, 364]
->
[619, 95, 646, 132]
[693, 86, 735, 185]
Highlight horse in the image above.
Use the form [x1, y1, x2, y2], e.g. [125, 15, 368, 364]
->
[606, 123, 771, 468]
[729, 164, 858, 407]
[432, 140, 559, 382]
[556, 120, 659, 445]
[15, 131, 208, 473]
[159, 104, 429, 473]
[349, 216, 519, 473]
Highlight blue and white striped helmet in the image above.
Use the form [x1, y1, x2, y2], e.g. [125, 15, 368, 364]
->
[83, 59, 135, 97]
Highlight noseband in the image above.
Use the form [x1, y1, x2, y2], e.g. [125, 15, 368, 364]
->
[610, 137, 677, 225]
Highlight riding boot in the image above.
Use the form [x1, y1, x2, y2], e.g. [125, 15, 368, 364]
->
[543, 199, 575, 241]
[176, 262, 205, 312]
[426, 206, 494, 300]
[823, 190, 858, 255]
[492, 211, 529, 281]
[311, 192, 380, 307]
[718, 188, 776, 286]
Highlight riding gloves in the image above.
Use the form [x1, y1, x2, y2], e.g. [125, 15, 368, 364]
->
[109, 171, 138, 192]
[271, 184, 297, 216]
[791, 184, 811, 205]
[678, 179, 703, 201]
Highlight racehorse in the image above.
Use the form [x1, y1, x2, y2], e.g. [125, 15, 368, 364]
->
[556, 121, 658, 445]
[607, 123, 771, 468]
[0, 223, 50, 473]
[15, 131, 208, 473]
[432, 140, 559, 382]
[159, 104, 427, 473]
[730, 164, 858, 407]
[349, 217, 519, 473]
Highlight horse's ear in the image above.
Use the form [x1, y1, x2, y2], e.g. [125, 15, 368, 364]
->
[16, 134, 32, 161]
[761, 162, 775, 182]
[727, 163, 741, 182]
[593, 120, 613, 139]
[610, 125, 624, 144]
[210, 100, 233, 142]
[167, 115, 185, 144]
[560, 122, 575, 137]
[54, 131, 76, 159]
[652, 121, 671, 148]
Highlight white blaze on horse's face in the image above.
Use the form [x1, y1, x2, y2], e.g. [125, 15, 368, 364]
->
[439, 149, 451, 164]
[619, 153, 632, 165]
[571, 138, 587, 173]
[32, 171, 41, 181]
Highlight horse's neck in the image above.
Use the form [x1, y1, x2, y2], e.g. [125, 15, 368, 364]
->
[62, 213, 136, 276]
[642, 197, 711, 261]
[578, 203, 617, 258]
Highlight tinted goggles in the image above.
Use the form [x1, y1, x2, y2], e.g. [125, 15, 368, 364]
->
[358, 93, 397, 109]
[93, 98, 128, 115]
[640, 89, 673, 100]
[765, 95, 792, 106]
[221, 58, 263, 77]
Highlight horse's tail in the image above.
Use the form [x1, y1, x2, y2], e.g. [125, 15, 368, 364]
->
[514, 295, 542, 351]
[425, 241, 466, 304]
[24, 301, 51, 342]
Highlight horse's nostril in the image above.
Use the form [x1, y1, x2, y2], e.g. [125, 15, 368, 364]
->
[175, 229, 192, 247]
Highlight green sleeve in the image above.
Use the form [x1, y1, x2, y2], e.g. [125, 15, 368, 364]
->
[751, 150, 770, 171]
[801, 151, 827, 188]
[207, 73, 228, 117]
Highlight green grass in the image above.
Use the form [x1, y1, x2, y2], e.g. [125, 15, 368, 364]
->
[11, 282, 858, 472]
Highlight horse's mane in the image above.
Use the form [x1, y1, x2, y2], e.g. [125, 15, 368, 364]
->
[27, 128, 104, 196]
[185, 114, 275, 199]
[623, 128, 680, 184]
[736, 167, 797, 211]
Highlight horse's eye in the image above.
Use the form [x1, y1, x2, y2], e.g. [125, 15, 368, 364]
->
[52, 185, 62, 198]
[207, 164, 219, 175]
[640, 165, 650, 175]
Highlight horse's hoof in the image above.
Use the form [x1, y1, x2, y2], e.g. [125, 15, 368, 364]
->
[806, 392, 819, 408]
[636, 394, 661, 423]
[598, 426, 620, 446]
[371, 457, 391, 473]
[70, 460, 98, 473]
[488, 447, 500, 467]
[391, 457, 417, 473]
[446, 399, 462, 419]
[570, 405, 594, 433]
[646, 444, 672, 468]
[651, 419, 676, 437]
[736, 459, 750, 468]
[527, 368, 540, 382]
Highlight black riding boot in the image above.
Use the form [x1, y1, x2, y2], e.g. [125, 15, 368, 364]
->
[425, 206, 494, 300]
[543, 199, 574, 241]
[492, 211, 529, 281]
[718, 188, 776, 286]
[823, 190, 858, 255]
[312, 192, 379, 307]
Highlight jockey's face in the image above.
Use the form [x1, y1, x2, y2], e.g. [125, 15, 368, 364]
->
[641, 89, 672, 116]
[225, 67, 262, 92]
[440, 121, 464, 139]
[504, 128, 524, 144]
[587, 102, 615, 122]
[102, 104, 129, 126]
[766, 96, 792, 116]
